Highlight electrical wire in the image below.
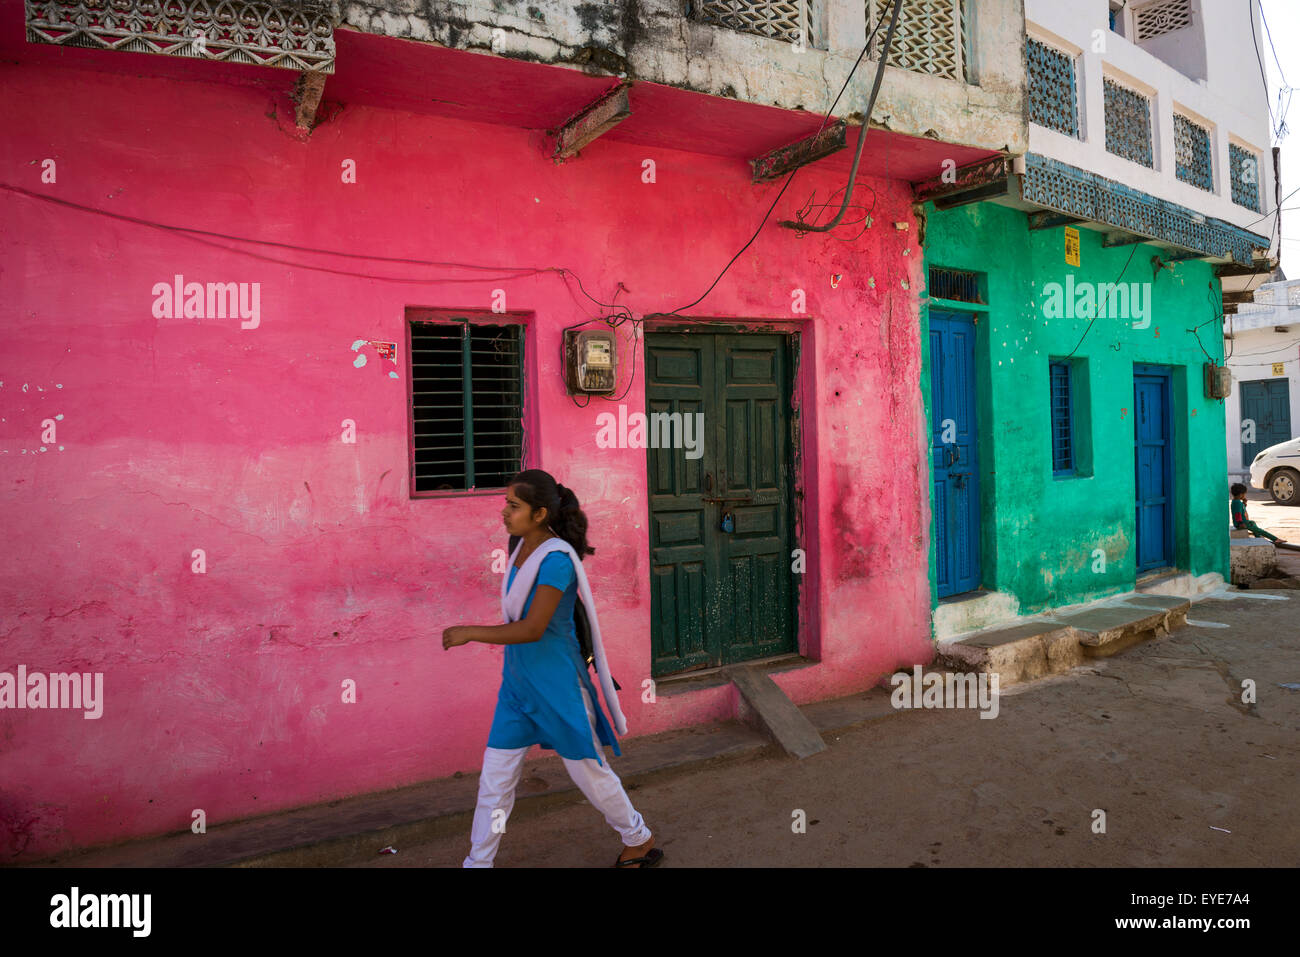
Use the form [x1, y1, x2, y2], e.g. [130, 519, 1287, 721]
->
[1258, 0, 1294, 138]
[1259, 0, 1289, 86]
[1061, 241, 1143, 358]
[778, 0, 904, 235]
[1250, 0, 1282, 141]
[1, 184, 553, 278]
[662, 0, 900, 317]
[1226, 336, 1300, 358]
[1220, 205, 1286, 359]
[3, 179, 649, 408]
[1238, 182, 1299, 232]
[1231, 356, 1297, 368]
[0, 180, 658, 325]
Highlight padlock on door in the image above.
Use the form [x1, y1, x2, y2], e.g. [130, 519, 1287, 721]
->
[720, 512, 735, 533]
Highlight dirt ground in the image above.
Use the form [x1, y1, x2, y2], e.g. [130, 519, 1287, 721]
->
[348, 586, 1300, 868]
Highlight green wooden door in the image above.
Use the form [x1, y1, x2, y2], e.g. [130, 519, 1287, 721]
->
[646, 331, 796, 677]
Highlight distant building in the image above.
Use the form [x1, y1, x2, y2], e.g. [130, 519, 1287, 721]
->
[1224, 277, 1300, 481]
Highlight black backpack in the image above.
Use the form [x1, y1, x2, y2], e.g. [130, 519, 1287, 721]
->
[508, 535, 620, 691]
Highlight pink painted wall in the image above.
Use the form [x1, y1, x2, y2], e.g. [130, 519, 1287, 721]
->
[0, 34, 933, 861]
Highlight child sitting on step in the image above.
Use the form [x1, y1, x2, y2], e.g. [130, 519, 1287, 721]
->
[1231, 483, 1286, 544]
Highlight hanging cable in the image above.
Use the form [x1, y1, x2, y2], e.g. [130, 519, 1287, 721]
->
[778, 0, 904, 234]
[1061, 242, 1143, 358]
[661, 0, 901, 317]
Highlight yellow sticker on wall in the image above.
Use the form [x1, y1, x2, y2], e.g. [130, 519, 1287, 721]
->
[1273, 362, 1285, 376]
[1064, 227, 1081, 267]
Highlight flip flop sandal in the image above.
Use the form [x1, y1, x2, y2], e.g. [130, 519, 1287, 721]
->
[615, 848, 664, 868]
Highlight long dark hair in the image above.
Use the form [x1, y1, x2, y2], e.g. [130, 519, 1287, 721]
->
[508, 469, 595, 560]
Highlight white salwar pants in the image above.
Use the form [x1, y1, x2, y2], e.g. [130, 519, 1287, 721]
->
[463, 685, 652, 867]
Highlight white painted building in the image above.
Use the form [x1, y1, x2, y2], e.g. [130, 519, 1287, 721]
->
[1224, 276, 1300, 478]
[1021, 0, 1276, 270]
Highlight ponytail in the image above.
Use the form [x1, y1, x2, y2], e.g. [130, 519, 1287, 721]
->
[508, 470, 595, 560]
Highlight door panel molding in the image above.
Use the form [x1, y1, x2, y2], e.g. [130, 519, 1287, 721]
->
[646, 330, 798, 677]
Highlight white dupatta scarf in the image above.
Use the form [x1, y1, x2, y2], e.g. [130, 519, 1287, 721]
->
[500, 536, 627, 736]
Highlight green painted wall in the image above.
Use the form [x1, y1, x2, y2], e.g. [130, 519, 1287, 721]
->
[920, 200, 1229, 615]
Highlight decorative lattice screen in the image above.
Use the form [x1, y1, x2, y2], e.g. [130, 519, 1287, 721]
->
[1027, 38, 1078, 137]
[1229, 143, 1261, 212]
[867, 0, 964, 82]
[692, 1, 819, 49]
[1133, 0, 1193, 42]
[1173, 114, 1213, 192]
[1103, 78, 1153, 168]
[24, 0, 335, 72]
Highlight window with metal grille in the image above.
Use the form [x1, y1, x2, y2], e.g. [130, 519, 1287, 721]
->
[1174, 114, 1212, 191]
[410, 318, 524, 493]
[1027, 38, 1079, 137]
[1133, 0, 1192, 41]
[1103, 78, 1154, 168]
[1229, 143, 1261, 212]
[691, 0, 820, 49]
[1050, 360, 1074, 476]
[928, 267, 984, 304]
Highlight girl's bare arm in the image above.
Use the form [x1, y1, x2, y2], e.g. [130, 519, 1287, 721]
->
[444, 585, 564, 647]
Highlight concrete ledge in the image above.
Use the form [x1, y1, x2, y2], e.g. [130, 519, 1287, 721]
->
[1054, 603, 1175, 648]
[1231, 538, 1276, 585]
[30, 720, 773, 869]
[29, 682, 925, 869]
[1115, 593, 1190, 632]
[939, 593, 1191, 682]
[938, 620, 1080, 686]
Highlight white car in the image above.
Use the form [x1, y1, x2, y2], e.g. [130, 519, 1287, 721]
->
[1250, 437, 1300, 506]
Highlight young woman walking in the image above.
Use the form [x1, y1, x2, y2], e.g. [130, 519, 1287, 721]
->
[442, 469, 663, 868]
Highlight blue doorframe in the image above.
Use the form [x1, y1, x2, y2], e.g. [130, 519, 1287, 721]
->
[930, 310, 981, 597]
[1134, 364, 1173, 573]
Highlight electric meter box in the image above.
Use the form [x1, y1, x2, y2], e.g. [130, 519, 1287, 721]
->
[1204, 362, 1232, 400]
[564, 329, 618, 395]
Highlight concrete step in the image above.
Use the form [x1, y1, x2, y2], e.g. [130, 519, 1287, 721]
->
[938, 620, 1081, 686]
[723, 664, 827, 759]
[940, 593, 1191, 680]
[1057, 594, 1188, 655]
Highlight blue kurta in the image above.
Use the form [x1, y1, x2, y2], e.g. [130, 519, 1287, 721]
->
[487, 551, 621, 765]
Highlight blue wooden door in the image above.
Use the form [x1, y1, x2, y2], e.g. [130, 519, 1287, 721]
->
[1240, 379, 1292, 469]
[930, 311, 981, 597]
[1134, 367, 1173, 572]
